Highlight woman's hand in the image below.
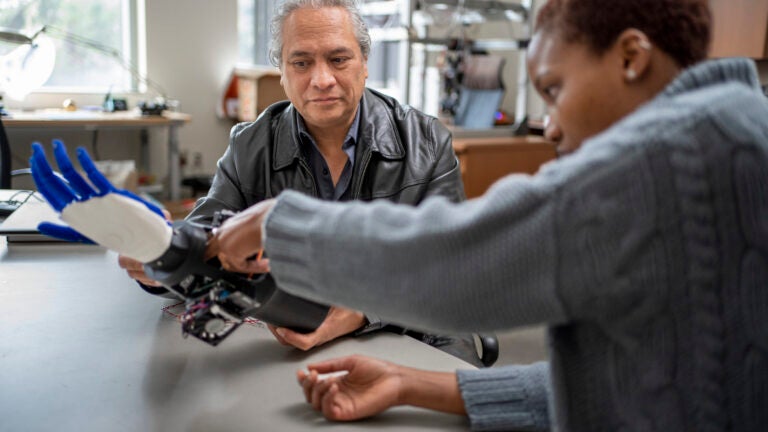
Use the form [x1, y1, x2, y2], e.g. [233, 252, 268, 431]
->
[206, 199, 276, 273]
[297, 355, 404, 421]
[298, 355, 468, 422]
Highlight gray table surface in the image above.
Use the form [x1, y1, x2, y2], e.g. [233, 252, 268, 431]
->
[0, 240, 474, 432]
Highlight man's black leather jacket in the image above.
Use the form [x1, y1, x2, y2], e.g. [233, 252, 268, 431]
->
[186, 88, 465, 226]
[142, 88, 464, 297]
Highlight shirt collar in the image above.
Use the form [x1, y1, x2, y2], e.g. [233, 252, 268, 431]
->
[296, 104, 361, 150]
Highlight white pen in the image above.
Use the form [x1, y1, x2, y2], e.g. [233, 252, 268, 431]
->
[305, 370, 349, 381]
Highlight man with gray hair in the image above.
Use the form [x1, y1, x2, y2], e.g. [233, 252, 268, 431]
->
[118, 0, 487, 366]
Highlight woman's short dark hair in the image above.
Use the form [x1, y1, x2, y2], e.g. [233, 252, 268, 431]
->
[535, 0, 711, 67]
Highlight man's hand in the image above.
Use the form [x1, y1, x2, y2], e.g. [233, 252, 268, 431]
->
[117, 209, 172, 287]
[297, 355, 404, 421]
[207, 199, 276, 273]
[269, 306, 365, 351]
[117, 255, 163, 287]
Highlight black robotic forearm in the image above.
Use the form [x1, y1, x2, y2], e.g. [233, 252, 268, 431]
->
[143, 218, 329, 346]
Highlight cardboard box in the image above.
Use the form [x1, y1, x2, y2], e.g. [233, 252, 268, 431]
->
[234, 66, 286, 122]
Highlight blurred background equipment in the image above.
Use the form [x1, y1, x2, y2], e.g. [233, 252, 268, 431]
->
[452, 53, 505, 129]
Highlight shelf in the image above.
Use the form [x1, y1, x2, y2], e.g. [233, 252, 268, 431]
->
[410, 37, 527, 51]
[418, 0, 528, 22]
[369, 27, 410, 42]
[360, 1, 402, 16]
[449, 125, 529, 139]
[138, 184, 163, 194]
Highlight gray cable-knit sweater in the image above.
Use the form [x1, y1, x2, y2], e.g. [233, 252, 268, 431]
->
[264, 58, 768, 431]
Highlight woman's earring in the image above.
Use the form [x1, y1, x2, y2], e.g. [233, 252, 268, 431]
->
[626, 69, 638, 81]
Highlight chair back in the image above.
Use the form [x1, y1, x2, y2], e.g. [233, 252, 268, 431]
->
[0, 116, 11, 189]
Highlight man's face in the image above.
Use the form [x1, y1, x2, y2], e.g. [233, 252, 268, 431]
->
[280, 7, 368, 133]
[526, 32, 634, 155]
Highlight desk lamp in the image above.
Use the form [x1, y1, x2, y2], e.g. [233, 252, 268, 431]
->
[0, 27, 56, 102]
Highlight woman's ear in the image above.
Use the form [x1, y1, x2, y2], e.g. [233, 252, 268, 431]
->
[617, 29, 653, 83]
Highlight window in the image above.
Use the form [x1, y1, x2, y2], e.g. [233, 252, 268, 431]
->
[0, 0, 141, 94]
[237, 0, 272, 66]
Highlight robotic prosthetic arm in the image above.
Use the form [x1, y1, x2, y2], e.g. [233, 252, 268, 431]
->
[30, 141, 329, 345]
[143, 215, 330, 345]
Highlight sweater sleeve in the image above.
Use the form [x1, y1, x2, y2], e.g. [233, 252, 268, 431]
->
[264, 167, 569, 334]
[264, 110, 671, 332]
[457, 362, 550, 431]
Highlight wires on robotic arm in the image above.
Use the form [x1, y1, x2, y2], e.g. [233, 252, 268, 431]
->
[145, 217, 330, 346]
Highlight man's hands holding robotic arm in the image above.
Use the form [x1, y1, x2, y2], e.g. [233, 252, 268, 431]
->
[30, 140, 173, 263]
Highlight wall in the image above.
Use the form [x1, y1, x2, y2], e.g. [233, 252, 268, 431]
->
[6, 0, 238, 196]
[143, 0, 238, 179]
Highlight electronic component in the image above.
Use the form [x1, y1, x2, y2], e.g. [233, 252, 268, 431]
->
[144, 214, 330, 346]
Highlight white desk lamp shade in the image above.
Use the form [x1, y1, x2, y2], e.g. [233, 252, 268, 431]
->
[0, 35, 55, 100]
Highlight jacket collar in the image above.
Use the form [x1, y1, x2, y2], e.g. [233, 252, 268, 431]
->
[272, 88, 406, 170]
[357, 88, 406, 159]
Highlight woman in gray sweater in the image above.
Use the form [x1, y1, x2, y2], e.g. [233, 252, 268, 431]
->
[212, 0, 768, 430]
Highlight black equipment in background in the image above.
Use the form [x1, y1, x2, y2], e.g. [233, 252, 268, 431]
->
[138, 100, 167, 116]
[0, 115, 11, 189]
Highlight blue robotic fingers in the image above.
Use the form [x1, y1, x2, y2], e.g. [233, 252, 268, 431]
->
[30, 140, 167, 243]
[30, 141, 94, 243]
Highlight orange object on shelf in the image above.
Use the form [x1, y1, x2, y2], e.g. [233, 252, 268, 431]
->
[221, 74, 239, 120]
